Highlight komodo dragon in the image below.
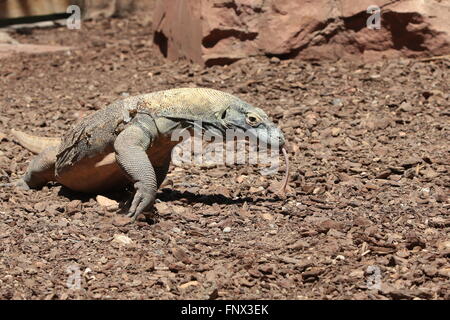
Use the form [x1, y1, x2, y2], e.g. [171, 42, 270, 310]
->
[4, 88, 289, 221]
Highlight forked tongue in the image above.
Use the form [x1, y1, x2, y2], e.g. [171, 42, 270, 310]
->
[278, 147, 290, 195]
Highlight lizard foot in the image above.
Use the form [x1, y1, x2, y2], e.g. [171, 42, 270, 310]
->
[127, 182, 156, 222]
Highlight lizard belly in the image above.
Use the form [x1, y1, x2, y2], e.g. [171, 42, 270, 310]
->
[56, 135, 178, 193]
[146, 135, 178, 167]
[56, 151, 129, 193]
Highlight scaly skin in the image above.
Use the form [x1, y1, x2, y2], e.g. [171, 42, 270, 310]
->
[6, 88, 286, 221]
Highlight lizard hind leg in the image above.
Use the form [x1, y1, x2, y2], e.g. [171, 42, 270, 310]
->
[20, 146, 58, 189]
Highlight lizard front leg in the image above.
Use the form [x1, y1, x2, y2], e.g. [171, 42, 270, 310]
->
[114, 125, 157, 221]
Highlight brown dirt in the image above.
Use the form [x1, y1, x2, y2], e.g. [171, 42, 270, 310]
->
[0, 15, 449, 300]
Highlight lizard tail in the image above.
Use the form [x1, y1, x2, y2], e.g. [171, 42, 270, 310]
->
[11, 129, 61, 154]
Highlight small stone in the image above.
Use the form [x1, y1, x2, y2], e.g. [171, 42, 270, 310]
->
[154, 202, 171, 215]
[401, 157, 421, 168]
[398, 101, 412, 112]
[332, 98, 343, 107]
[287, 239, 309, 250]
[112, 234, 133, 245]
[249, 186, 264, 193]
[365, 183, 379, 190]
[331, 127, 341, 136]
[389, 174, 402, 181]
[223, 227, 232, 233]
[327, 228, 345, 238]
[169, 262, 185, 272]
[317, 219, 344, 232]
[172, 205, 186, 215]
[96, 195, 119, 210]
[130, 279, 142, 287]
[179, 281, 199, 289]
[171, 247, 191, 264]
[376, 170, 391, 179]
[56, 218, 68, 228]
[421, 168, 438, 179]
[33, 202, 47, 212]
[438, 268, 450, 278]
[434, 191, 447, 203]
[172, 227, 181, 233]
[66, 200, 82, 214]
[428, 217, 449, 228]
[419, 187, 430, 198]
[353, 217, 372, 227]
[437, 241, 450, 251]
[270, 56, 280, 64]
[248, 268, 263, 278]
[349, 270, 364, 278]
[396, 249, 410, 258]
[261, 213, 273, 221]
[405, 232, 426, 250]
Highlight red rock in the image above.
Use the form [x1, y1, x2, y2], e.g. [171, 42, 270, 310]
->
[153, 0, 450, 66]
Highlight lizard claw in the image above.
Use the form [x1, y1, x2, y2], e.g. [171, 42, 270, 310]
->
[127, 182, 156, 222]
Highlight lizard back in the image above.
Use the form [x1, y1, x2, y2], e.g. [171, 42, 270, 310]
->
[55, 102, 128, 175]
[55, 88, 250, 174]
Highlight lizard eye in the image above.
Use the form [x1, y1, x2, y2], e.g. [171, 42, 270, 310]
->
[246, 114, 260, 126]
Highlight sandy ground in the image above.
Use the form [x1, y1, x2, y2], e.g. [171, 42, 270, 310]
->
[0, 15, 449, 299]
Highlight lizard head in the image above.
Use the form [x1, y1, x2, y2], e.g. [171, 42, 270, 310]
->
[214, 103, 285, 149]
[213, 101, 289, 195]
